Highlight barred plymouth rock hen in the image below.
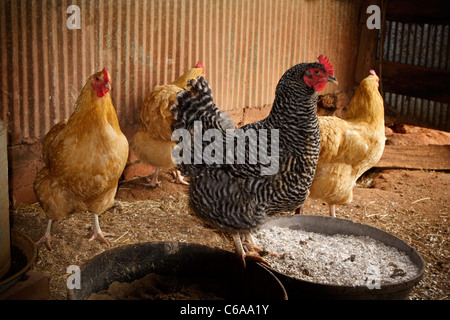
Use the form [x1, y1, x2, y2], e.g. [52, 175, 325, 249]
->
[171, 56, 337, 266]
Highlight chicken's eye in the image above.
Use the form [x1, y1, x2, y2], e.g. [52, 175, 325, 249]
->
[95, 77, 99, 81]
[315, 70, 319, 74]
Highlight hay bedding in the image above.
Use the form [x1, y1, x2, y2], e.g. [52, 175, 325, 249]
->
[11, 175, 233, 300]
[10, 169, 450, 300]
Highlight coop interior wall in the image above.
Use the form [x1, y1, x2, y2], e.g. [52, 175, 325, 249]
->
[379, 21, 449, 131]
[0, 0, 362, 207]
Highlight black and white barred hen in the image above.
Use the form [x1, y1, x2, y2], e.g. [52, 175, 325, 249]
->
[171, 55, 337, 266]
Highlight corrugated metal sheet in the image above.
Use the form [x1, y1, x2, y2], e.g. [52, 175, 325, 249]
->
[384, 92, 449, 130]
[0, 0, 361, 145]
[381, 22, 449, 69]
[379, 21, 450, 131]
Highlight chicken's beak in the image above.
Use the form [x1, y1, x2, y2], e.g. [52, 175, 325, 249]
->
[104, 82, 111, 90]
[327, 75, 338, 85]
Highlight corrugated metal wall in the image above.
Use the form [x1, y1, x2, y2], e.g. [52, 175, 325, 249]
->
[0, 0, 361, 145]
[379, 21, 450, 131]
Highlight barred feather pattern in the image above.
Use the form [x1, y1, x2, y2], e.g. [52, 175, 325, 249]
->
[171, 62, 322, 232]
[171, 77, 235, 176]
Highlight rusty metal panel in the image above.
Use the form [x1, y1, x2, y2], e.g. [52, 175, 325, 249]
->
[383, 22, 449, 69]
[380, 21, 450, 131]
[0, 0, 361, 145]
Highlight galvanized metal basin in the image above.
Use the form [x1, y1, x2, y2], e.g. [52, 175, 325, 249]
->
[258, 215, 425, 300]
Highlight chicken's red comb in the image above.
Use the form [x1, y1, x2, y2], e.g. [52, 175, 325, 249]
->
[317, 55, 334, 76]
[195, 61, 204, 70]
[369, 69, 377, 76]
[102, 67, 109, 83]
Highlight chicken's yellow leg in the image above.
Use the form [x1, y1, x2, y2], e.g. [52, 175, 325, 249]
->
[89, 213, 115, 246]
[143, 167, 161, 188]
[232, 232, 246, 267]
[232, 231, 272, 267]
[329, 204, 336, 217]
[36, 219, 61, 251]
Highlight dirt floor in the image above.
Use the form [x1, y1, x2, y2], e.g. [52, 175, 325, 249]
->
[8, 124, 450, 300]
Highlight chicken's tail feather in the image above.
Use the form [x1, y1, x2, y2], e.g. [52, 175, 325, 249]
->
[171, 76, 234, 177]
[171, 76, 234, 133]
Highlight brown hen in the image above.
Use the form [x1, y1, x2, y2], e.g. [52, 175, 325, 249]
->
[132, 61, 204, 187]
[34, 68, 129, 250]
[306, 70, 385, 217]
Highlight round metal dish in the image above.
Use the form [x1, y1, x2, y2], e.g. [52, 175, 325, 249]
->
[68, 241, 287, 300]
[0, 229, 37, 294]
[258, 215, 425, 300]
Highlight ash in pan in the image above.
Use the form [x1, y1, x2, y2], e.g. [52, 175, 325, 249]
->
[254, 226, 419, 287]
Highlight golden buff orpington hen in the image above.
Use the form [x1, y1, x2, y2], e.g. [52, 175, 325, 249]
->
[132, 61, 204, 187]
[34, 68, 129, 250]
[305, 70, 385, 217]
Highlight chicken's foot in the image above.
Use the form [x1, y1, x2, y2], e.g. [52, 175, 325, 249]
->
[36, 219, 61, 251]
[172, 169, 189, 185]
[242, 231, 279, 259]
[143, 167, 161, 188]
[232, 231, 273, 268]
[89, 214, 115, 246]
[110, 200, 124, 213]
[244, 251, 272, 267]
[241, 232, 264, 252]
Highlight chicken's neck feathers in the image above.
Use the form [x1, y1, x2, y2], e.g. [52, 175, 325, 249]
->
[171, 68, 204, 89]
[260, 88, 320, 154]
[343, 82, 385, 129]
[68, 87, 121, 135]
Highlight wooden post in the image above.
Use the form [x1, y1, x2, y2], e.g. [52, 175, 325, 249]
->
[0, 120, 10, 279]
[355, 0, 382, 83]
